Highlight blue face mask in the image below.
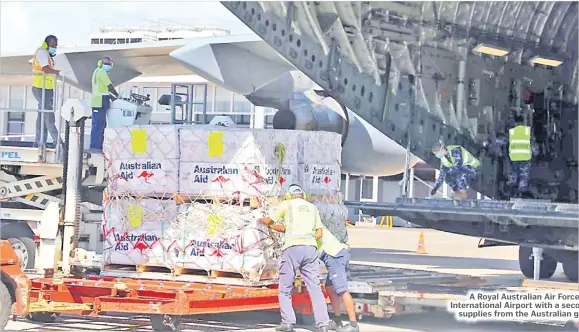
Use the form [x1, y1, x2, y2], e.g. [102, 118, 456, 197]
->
[48, 47, 57, 56]
[102, 64, 112, 72]
[435, 153, 443, 159]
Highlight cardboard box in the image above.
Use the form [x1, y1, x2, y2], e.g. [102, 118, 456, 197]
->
[107, 159, 179, 196]
[179, 162, 298, 197]
[104, 125, 180, 160]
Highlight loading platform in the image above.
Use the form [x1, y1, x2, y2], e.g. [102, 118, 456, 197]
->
[346, 197, 579, 250]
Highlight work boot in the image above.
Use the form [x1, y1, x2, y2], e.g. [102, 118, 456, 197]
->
[275, 323, 294, 332]
[337, 323, 360, 332]
[328, 320, 341, 330]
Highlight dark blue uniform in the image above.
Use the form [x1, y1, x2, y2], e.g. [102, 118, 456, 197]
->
[433, 147, 479, 192]
[494, 137, 538, 191]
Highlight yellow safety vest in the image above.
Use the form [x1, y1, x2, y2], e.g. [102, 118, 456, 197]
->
[90, 67, 110, 108]
[440, 145, 480, 168]
[31, 48, 55, 90]
[271, 199, 321, 250]
[508, 125, 532, 161]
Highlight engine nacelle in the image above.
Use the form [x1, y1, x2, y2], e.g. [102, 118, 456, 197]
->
[271, 92, 421, 176]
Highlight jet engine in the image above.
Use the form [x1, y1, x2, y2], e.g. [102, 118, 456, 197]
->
[242, 70, 420, 176]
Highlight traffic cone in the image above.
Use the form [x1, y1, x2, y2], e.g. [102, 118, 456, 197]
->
[416, 232, 427, 254]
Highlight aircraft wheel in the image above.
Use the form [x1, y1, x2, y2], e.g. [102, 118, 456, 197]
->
[562, 257, 578, 282]
[518, 246, 557, 279]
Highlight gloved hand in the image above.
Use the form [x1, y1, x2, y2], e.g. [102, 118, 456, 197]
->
[430, 188, 437, 196]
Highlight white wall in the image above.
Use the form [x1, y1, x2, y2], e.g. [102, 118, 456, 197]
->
[340, 174, 436, 226]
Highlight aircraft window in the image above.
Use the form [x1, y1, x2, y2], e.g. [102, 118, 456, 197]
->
[9, 86, 24, 109]
[7, 111, 24, 122]
[6, 121, 24, 137]
[233, 94, 251, 113]
[194, 85, 213, 112]
[214, 86, 232, 112]
[0, 86, 6, 108]
[6, 86, 25, 137]
[25, 86, 38, 109]
[360, 177, 375, 200]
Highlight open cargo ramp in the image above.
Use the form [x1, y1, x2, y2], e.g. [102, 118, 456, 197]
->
[347, 197, 579, 249]
[222, 1, 579, 202]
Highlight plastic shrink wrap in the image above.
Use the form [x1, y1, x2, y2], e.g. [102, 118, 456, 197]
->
[102, 125, 346, 282]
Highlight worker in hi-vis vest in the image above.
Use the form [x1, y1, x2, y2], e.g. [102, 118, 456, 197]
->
[430, 142, 481, 200]
[491, 116, 537, 197]
[89, 56, 119, 152]
[31, 35, 63, 150]
[258, 184, 330, 332]
[317, 224, 358, 332]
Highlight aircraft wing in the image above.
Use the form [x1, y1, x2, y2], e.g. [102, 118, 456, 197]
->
[0, 34, 294, 94]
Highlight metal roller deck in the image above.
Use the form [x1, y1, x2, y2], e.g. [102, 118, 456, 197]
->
[347, 198, 579, 250]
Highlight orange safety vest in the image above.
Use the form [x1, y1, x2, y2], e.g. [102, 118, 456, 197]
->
[31, 48, 55, 90]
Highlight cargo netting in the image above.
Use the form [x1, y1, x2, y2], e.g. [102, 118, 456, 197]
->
[101, 125, 348, 282]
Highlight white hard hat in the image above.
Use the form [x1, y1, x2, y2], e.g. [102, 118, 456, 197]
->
[287, 184, 304, 195]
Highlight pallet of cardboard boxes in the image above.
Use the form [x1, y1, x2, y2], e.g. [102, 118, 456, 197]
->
[101, 125, 347, 285]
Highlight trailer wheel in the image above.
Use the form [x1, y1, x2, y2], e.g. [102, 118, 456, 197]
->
[0, 282, 12, 330]
[26, 312, 60, 323]
[150, 314, 181, 331]
[518, 246, 557, 279]
[562, 258, 578, 282]
[8, 237, 36, 270]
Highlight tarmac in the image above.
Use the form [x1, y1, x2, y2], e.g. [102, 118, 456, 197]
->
[5, 227, 575, 332]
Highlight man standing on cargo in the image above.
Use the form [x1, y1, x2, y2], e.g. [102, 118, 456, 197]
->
[430, 142, 480, 200]
[258, 184, 330, 332]
[89, 56, 120, 153]
[317, 225, 358, 332]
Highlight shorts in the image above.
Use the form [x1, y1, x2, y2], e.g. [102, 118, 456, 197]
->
[320, 249, 350, 294]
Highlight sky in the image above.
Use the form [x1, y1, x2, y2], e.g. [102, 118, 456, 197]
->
[0, 0, 255, 54]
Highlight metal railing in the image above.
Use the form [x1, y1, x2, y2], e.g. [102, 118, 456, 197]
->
[0, 72, 67, 163]
[0, 134, 35, 141]
[169, 83, 209, 125]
